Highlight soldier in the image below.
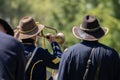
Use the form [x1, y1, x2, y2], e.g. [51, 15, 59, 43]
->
[14, 16, 63, 80]
[0, 31, 25, 80]
[58, 15, 120, 80]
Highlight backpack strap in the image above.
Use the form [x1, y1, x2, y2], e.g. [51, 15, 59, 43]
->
[25, 47, 38, 71]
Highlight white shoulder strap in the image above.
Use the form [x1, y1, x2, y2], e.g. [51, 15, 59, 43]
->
[25, 47, 38, 71]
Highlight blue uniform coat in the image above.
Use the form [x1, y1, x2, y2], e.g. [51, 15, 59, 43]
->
[24, 42, 62, 80]
[0, 32, 25, 80]
[58, 40, 120, 80]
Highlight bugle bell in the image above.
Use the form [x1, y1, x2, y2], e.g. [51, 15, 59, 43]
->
[45, 32, 65, 45]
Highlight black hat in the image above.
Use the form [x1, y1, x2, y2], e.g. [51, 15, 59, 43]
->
[0, 18, 14, 36]
[72, 15, 108, 41]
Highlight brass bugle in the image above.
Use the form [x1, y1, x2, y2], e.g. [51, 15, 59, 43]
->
[44, 32, 65, 45]
[36, 22, 65, 45]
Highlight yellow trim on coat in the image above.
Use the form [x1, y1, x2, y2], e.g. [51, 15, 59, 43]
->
[52, 57, 60, 64]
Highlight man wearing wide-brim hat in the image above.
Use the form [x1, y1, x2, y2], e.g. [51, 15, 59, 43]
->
[58, 15, 120, 80]
[14, 16, 63, 80]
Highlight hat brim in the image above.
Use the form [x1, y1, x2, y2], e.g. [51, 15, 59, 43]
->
[15, 24, 44, 40]
[72, 25, 108, 41]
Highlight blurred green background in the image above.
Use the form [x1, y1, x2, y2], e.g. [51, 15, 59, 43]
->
[0, 0, 120, 54]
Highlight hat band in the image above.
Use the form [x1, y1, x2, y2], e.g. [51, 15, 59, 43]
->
[80, 26, 100, 32]
[19, 26, 37, 34]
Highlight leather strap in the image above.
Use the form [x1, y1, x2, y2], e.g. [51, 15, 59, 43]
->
[83, 48, 102, 80]
[83, 48, 95, 80]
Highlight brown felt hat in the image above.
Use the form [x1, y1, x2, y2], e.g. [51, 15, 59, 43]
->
[14, 16, 44, 39]
[72, 15, 108, 41]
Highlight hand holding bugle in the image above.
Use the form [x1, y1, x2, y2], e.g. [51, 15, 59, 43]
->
[36, 22, 65, 45]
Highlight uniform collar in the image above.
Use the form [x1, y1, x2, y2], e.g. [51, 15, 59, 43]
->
[81, 40, 99, 47]
[23, 43, 35, 48]
[82, 40, 98, 43]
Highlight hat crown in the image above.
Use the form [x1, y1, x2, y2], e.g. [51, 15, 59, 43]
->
[81, 15, 100, 30]
[19, 16, 36, 33]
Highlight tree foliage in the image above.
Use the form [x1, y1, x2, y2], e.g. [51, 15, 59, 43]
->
[0, 0, 120, 53]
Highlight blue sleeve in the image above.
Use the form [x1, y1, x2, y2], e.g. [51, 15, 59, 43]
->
[58, 51, 70, 80]
[51, 42, 62, 58]
[111, 49, 120, 80]
[43, 42, 63, 69]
